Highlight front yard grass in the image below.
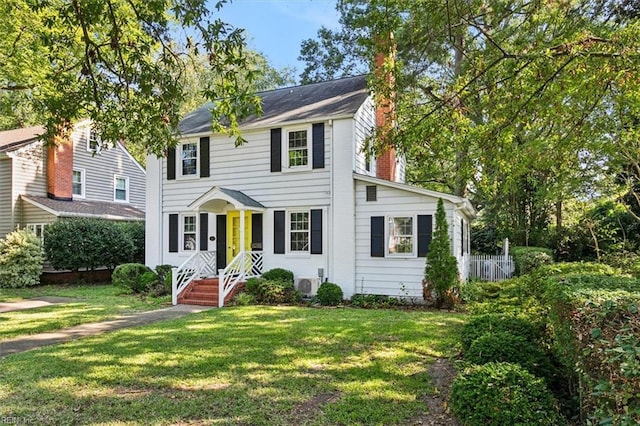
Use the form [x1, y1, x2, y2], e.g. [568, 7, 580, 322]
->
[0, 284, 170, 339]
[0, 306, 465, 425]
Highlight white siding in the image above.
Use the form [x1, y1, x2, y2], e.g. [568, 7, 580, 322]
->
[353, 97, 376, 177]
[0, 158, 13, 236]
[22, 200, 56, 225]
[145, 153, 163, 267]
[73, 124, 146, 210]
[354, 180, 459, 299]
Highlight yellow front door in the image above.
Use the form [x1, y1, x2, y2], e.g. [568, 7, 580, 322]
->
[226, 211, 252, 261]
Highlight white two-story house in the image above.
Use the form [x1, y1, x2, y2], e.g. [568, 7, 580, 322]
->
[0, 120, 146, 241]
[145, 75, 475, 306]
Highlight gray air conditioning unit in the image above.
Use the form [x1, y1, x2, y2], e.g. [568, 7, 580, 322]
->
[295, 277, 321, 297]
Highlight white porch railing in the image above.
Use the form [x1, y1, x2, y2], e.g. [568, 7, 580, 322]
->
[467, 254, 515, 282]
[171, 251, 217, 305]
[219, 251, 264, 307]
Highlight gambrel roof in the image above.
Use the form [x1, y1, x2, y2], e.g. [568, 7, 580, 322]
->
[179, 75, 369, 136]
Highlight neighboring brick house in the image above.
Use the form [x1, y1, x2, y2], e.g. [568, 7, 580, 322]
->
[0, 120, 146, 241]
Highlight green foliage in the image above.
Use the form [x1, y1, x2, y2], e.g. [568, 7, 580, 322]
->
[244, 277, 300, 304]
[459, 280, 503, 303]
[260, 268, 294, 284]
[424, 198, 459, 308]
[315, 282, 343, 306]
[232, 292, 255, 306]
[0, 0, 261, 154]
[112, 263, 154, 294]
[539, 272, 640, 424]
[600, 250, 640, 277]
[466, 331, 554, 381]
[118, 222, 145, 264]
[0, 229, 43, 288]
[459, 313, 545, 353]
[451, 362, 565, 426]
[470, 224, 502, 254]
[511, 246, 554, 275]
[43, 218, 135, 271]
[349, 294, 403, 309]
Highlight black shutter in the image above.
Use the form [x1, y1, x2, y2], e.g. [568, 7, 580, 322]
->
[167, 147, 176, 180]
[216, 215, 227, 269]
[312, 123, 324, 169]
[366, 185, 377, 201]
[371, 216, 384, 257]
[199, 213, 208, 251]
[417, 215, 433, 258]
[252, 213, 263, 251]
[274, 210, 285, 254]
[270, 128, 282, 172]
[200, 137, 210, 178]
[169, 214, 179, 253]
[311, 209, 322, 254]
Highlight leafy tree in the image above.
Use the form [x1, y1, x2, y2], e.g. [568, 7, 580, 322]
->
[424, 198, 458, 308]
[300, 0, 640, 246]
[0, 0, 261, 156]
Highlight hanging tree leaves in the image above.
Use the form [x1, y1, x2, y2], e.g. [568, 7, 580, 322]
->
[0, 0, 262, 155]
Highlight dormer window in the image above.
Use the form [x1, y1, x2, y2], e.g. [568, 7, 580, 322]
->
[87, 128, 102, 153]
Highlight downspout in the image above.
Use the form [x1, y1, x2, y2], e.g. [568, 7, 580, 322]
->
[328, 119, 334, 284]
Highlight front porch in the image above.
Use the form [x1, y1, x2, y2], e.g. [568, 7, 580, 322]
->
[172, 186, 266, 307]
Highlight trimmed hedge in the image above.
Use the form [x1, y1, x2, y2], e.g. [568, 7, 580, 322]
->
[0, 229, 43, 288]
[44, 218, 139, 271]
[451, 362, 565, 426]
[261, 268, 294, 283]
[459, 313, 545, 353]
[538, 269, 640, 424]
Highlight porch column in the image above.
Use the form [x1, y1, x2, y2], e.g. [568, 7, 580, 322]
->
[239, 209, 246, 253]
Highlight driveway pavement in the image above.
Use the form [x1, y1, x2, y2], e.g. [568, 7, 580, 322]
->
[0, 303, 212, 358]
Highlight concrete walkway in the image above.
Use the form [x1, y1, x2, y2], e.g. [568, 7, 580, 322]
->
[0, 296, 77, 313]
[0, 304, 213, 358]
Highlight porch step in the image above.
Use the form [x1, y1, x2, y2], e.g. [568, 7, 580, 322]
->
[177, 278, 247, 307]
[178, 278, 220, 307]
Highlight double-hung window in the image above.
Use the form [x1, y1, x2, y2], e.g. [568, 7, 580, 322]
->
[87, 128, 102, 153]
[182, 215, 197, 251]
[388, 216, 414, 255]
[289, 211, 309, 253]
[287, 129, 309, 169]
[26, 223, 47, 245]
[114, 176, 129, 202]
[72, 169, 85, 198]
[181, 142, 198, 176]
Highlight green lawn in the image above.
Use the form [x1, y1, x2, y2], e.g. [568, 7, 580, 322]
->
[0, 284, 170, 339]
[0, 306, 465, 425]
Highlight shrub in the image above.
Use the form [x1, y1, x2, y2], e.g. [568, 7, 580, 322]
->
[244, 277, 300, 304]
[466, 331, 554, 381]
[451, 362, 565, 426]
[424, 198, 459, 308]
[112, 263, 154, 293]
[350, 294, 402, 309]
[44, 218, 135, 271]
[511, 246, 553, 275]
[261, 268, 294, 283]
[460, 313, 545, 353]
[233, 292, 255, 306]
[315, 282, 343, 306]
[0, 229, 43, 288]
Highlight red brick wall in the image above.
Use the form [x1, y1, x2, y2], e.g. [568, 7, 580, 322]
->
[374, 37, 397, 182]
[47, 134, 73, 201]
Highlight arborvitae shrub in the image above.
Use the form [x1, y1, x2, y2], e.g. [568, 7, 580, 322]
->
[315, 282, 343, 306]
[0, 229, 43, 288]
[451, 362, 565, 426]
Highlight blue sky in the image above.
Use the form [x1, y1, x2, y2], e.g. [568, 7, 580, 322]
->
[215, 0, 340, 75]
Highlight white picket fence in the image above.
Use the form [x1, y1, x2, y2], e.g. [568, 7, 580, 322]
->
[467, 255, 515, 281]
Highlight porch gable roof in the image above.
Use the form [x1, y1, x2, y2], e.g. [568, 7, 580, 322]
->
[188, 186, 265, 212]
